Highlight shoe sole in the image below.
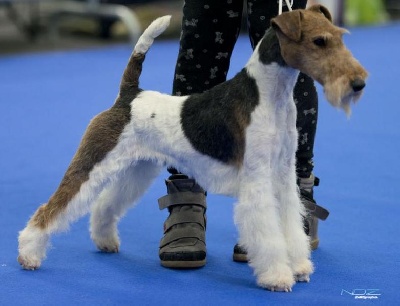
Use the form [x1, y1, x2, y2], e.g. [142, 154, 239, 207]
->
[161, 259, 206, 269]
[232, 239, 320, 263]
[232, 253, 248, 263]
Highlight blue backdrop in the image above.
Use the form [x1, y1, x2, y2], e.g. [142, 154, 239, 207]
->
[1, 22, 399, 305]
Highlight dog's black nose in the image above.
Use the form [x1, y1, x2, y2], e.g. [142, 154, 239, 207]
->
[351, 79, 366, 92]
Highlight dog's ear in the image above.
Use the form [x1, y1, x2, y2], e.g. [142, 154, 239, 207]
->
[308, 4, 333, 23]
[271, 10, 302, 42]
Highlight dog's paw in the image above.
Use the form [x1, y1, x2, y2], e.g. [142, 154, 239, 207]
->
[97, 244, 120, 253]
[295, 273, 311, 283]
[293, 259, 314, 282]
[17, 254, 41, 270]
[91, 232, 120, 253]
[256, 265, 295, 292]
[18, 226, 48, 270]
[94, 238, 120, 253]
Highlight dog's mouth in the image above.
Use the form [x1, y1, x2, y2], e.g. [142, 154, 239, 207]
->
[323, 77, 366, 116]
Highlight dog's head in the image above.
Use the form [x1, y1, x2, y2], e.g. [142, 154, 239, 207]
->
[271, 5, 368, 115]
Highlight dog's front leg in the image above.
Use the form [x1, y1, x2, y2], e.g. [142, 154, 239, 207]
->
[234, 178, 295, 292]
[277, 174, 314, 283]
[277, 118, 314, 282]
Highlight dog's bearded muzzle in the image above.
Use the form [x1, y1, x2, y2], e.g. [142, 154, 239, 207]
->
[323, 75, 367, 116]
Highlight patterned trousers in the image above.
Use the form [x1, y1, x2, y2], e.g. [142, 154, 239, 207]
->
[172, 0, 317, 178]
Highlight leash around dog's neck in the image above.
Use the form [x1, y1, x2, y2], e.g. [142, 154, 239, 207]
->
[278, 0, 293, 15]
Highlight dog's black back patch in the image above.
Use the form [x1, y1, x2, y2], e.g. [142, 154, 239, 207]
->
[181, 69, 259, 166]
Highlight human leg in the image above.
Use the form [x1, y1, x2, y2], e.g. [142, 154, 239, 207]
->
[159, 0, 244, 268]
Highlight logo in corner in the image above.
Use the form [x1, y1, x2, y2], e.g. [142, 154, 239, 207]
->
[341, 289, 381, 300]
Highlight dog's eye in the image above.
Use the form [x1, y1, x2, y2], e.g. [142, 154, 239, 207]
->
[313, 37, 326, 47]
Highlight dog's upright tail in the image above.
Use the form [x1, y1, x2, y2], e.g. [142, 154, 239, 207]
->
[119, 15, 171, 96]
[133, 15, 171, 55]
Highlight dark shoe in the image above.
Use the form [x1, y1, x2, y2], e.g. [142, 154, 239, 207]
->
[299, 175, 329, 250]
[158, 174, 207, 268]
[232, 174, 329, 262]
[232, 244, 248, 262]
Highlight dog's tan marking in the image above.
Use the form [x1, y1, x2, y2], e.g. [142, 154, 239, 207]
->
[119, 53, 145, 102]
[31, 108, 131, 229]
[271, 5, 367, 114]
[31, 53, 147, 229]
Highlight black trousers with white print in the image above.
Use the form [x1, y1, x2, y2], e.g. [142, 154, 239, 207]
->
[172, 0, 317, 178]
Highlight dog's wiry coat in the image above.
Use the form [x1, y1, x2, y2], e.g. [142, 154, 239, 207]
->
[18, 6, 367, 292]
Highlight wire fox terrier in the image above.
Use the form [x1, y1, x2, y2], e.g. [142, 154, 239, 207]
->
[18, 5, 367, 292]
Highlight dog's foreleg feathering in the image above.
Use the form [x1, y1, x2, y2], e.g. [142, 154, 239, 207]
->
[17, 16, 171, 270]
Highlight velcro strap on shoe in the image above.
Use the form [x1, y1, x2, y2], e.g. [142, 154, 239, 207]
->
[159, 227, 206, 248]
[158, 191, 207, 210]
[302, 198, 330, 220]
[164, 211, 206, 233]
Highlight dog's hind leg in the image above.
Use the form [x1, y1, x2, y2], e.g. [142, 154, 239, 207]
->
[90, 160, 161, 253]
[234, 178, 295, 292]
[17, 157, 136, 270]
[17, 165, 123, 270]
[17, 15, 172, 271]
[18, 107, 133, 270]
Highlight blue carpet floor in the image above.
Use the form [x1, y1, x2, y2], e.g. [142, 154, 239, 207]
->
[1, 22, 399, 305]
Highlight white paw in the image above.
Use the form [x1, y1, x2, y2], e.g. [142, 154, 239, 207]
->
[97, 243, 120, 253]
[293, 259, 314, 283]
[18, 254, 41, 270]
[295, 273, 310, 283]
[18, 225, 48, 270]
[92, 236, 120, 253]
[90, 222, 121, 253]
[256, 265, 295, 292]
